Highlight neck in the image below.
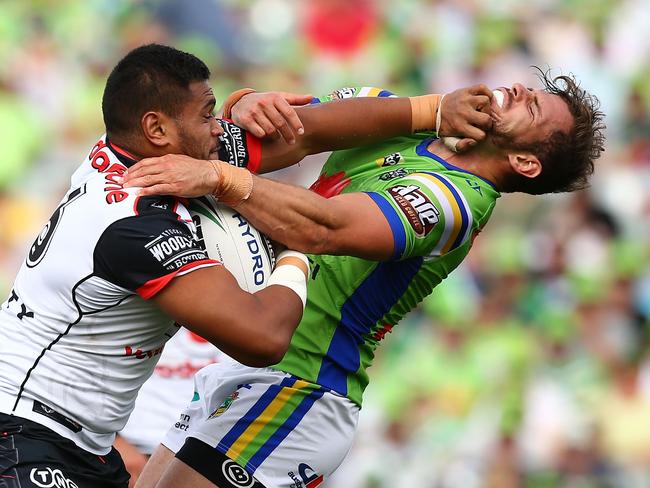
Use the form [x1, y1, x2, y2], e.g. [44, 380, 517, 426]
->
[106, 133, 151, 162]
[426, 139, 502, 189]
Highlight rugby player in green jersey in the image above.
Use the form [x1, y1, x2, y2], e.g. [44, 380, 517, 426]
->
[126, 73, 604, 488]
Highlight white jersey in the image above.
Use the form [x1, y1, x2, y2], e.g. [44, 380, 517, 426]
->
[0, 136, 220, 454]
[119, 327, 231, 454]
[114, 120, 264, 456]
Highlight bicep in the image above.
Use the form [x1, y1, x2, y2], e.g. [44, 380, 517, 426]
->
[152, 264, 247, 325]
[323, 193, 396, 261]
[152, 266, 267, 355]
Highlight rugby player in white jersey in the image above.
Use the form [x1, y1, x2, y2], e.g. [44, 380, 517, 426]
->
[0, 44, 310, 488]
[0, 43, 495, 487]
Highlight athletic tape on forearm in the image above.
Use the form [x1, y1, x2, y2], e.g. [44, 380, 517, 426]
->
[209, 160, 253, 206]
[409, 94, 441, 133]
[267, 250, 309, 309]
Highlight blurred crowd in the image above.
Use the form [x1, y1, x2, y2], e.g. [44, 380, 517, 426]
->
[1, 0, 649, 486]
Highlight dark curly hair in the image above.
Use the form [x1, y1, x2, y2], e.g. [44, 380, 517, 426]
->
[500, 68, 606, 195]
[102, 44, 210, 137]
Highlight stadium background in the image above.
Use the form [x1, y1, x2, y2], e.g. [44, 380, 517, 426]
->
[1, 0, 649, 486]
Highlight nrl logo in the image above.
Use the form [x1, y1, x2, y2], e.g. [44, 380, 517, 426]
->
[376, 152, 402, 167]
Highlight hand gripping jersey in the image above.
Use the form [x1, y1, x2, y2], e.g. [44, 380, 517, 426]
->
[274, 88, 501, 407]
[0, 121, 261, 454]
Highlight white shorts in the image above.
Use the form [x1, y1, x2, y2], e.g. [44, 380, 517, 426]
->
[163, 362, 359, 488]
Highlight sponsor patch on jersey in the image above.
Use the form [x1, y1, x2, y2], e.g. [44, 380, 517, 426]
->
[32, 400, 82, 433]
[375, 152, 402, 167]
[145, 228, 207, 270]
[388, 184, 440, 237]
[379, 168, 408, 181]
[330, 87, 356, 100]
[218, 120, 252, 168]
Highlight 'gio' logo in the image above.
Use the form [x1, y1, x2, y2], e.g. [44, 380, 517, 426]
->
[30, 467, 78, 488]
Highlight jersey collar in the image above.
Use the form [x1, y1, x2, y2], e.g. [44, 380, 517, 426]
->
[415, 137, 497, 190]
[106, 137, 138, 168]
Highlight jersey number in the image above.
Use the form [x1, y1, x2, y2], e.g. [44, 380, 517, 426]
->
[27, 185, 86, 268]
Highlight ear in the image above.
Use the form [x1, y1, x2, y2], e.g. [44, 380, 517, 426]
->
[507, 153, 541, 179]
[141, 111, 173, 148]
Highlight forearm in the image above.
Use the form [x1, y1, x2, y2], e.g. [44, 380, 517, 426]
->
[259, 97, 414, 171]
[236, 175, 339, 255]
[222, 286, 304, 366]
[168, 288, 302, 367]
[298, 97, 413, 152]
[153, 266, 306, 367]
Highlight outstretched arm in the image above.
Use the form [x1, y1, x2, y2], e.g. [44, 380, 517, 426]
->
[235, 176, 396, 260]
[121, 85, 494, 195]
[250, 85, 494, 173]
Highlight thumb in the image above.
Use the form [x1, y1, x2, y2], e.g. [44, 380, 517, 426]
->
[453, 138, 477, 153]
[279, 92, 314, 106]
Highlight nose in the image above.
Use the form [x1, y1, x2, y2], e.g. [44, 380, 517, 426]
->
[211, 118, 224, 136]
[512, 83, 532, 102]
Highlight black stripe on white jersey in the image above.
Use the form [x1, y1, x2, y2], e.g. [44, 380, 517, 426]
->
[11, 274, 132, 411]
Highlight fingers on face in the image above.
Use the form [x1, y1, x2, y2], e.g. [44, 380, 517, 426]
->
[469, 111, 493, 131]
[459, 124, 486, 141]
[455, 138, 477, 152]
[470, 84, 493, 98]
[473, 95, 493, 111]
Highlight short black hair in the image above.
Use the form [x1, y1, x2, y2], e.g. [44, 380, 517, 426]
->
[500, 68, 606, 195]
[102, 44, 210, 136]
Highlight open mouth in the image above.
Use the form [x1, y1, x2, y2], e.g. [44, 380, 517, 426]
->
[493, 89, 505, 108]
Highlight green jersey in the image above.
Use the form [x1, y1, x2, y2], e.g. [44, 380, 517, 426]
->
[274, 88, 501, 406]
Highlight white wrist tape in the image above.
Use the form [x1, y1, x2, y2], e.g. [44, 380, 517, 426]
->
[442, 136, 461, 153]
[267, 250, 309, 309]
[275, 250, 310, 271]
[435, 93, 446, 135]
